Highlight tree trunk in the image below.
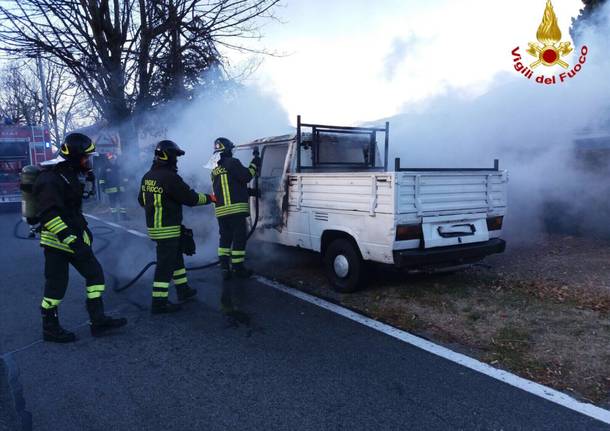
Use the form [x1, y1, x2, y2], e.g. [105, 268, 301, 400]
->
[117, 115, 136, 156]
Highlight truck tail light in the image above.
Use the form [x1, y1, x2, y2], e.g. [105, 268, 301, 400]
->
[396, 224, 422, 241]
[486, 216, 504, 231]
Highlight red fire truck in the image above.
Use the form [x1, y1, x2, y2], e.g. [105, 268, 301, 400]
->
[0, 124, 53, 204]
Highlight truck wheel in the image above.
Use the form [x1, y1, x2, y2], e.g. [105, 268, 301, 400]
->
[323, 238, 363, 293]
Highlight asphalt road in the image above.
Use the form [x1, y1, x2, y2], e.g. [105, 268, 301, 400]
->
[1, 210, 608, 431]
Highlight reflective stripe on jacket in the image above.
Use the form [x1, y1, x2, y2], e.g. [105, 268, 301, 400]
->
[33, 164, 90, 253]
[100, 163, 127, 194]
[138, 164, 210, 240]
[211, 156, 257, 218]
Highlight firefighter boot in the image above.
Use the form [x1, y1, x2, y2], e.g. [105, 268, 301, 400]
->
[151, 298, 182, 314]
[86, 298, 128, 337]
[233, 263, 253, 279]
[220, 256, 232, 281]
[41, 307, 76, 343]
[176, 285, 197, 302]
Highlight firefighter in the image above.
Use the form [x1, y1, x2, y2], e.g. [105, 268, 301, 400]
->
[211, 137, 261, 280]
[138, 140, 214, 314]
[34, 133, 128, 343]
[99, 152, 128, 221]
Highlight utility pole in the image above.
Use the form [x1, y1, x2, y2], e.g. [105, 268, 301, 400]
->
[36, 54, 51, 142]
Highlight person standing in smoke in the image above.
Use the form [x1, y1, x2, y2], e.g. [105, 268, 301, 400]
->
[34, 133, 128, 343]
[138, 140, 214, 314]
[210, 137, 261, 280]
[99, 152, 129, 221]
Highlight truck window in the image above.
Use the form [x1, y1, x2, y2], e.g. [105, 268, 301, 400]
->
[0, 141, 28, 158]
[298, 133, 382, 171]
[317, 132, 374, 165]
[261, 145, 288, 177]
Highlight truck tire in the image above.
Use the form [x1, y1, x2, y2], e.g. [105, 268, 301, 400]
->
[323, 238, 363, 293]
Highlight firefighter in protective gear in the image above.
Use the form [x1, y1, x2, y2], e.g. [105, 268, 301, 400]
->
[34, 133, 128, 343]
[99, 153, 128, 221]
[138, 140, 214, 314]
[211, 137, 260, 280]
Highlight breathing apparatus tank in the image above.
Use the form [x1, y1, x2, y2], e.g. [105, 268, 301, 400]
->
[20, 164, 41, 225]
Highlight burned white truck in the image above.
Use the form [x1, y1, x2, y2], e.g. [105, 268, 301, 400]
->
[236, 117, 508, 292]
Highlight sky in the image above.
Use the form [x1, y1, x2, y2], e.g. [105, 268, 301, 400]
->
[233, 0, 585, 126]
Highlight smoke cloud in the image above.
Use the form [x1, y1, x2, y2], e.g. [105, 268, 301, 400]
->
[384, 35, 422, 81]
[166, 84, 291, 179]
[383, 4, 610, 243]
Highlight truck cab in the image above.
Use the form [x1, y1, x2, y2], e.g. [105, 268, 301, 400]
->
[235, 117, 508, 292]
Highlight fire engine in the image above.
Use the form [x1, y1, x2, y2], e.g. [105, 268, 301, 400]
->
[0, 124, 53, 204]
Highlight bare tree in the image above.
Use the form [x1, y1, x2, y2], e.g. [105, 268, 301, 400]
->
[34, 61, 99, 147]
[0, 59, 95, 145]
[0, 0, 280, 154]
[0, 61, 42, 125]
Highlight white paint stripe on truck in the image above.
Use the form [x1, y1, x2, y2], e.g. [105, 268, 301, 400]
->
[86, 214, 610, 426]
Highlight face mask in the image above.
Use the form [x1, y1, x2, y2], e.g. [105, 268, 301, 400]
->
[79, 155, 92, 172]
[204, 153, 221, 169]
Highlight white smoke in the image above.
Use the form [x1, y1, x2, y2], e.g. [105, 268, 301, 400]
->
[134, 80, 291, 256]
[165, 84, 290, 179]
[383, 34, 423, 81]
[382, 4, 610, 242]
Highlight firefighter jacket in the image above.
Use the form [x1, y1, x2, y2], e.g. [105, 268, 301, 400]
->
[34, 163, 91, 254]
[211, 156, 257, 218]
[99, 162, 127, 194]
[138, 163, 211, 240]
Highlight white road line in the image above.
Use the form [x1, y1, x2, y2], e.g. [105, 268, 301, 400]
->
[127, 229, 148, 238]
[84, 213, 148, 238]
[255, 276, 610, 425]
[86, 214, 610, 426]
[85, 214, 102, 221]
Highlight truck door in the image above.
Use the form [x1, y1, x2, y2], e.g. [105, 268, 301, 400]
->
[259, 144, 289, 228]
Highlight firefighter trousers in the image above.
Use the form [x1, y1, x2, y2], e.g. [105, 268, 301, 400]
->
[107, 192, 126, 214]
[41, 247, 106, 309]
[153, 238, 188, 299]
[217, 214, 248, 267]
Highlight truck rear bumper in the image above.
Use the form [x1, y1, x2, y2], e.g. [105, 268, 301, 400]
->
[393, 238, 506, 268]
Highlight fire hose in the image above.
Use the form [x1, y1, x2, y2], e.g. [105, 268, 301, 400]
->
[14, 146, 262, 293]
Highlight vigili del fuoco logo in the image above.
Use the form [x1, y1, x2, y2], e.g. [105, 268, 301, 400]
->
[511, 0, 588, 85]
